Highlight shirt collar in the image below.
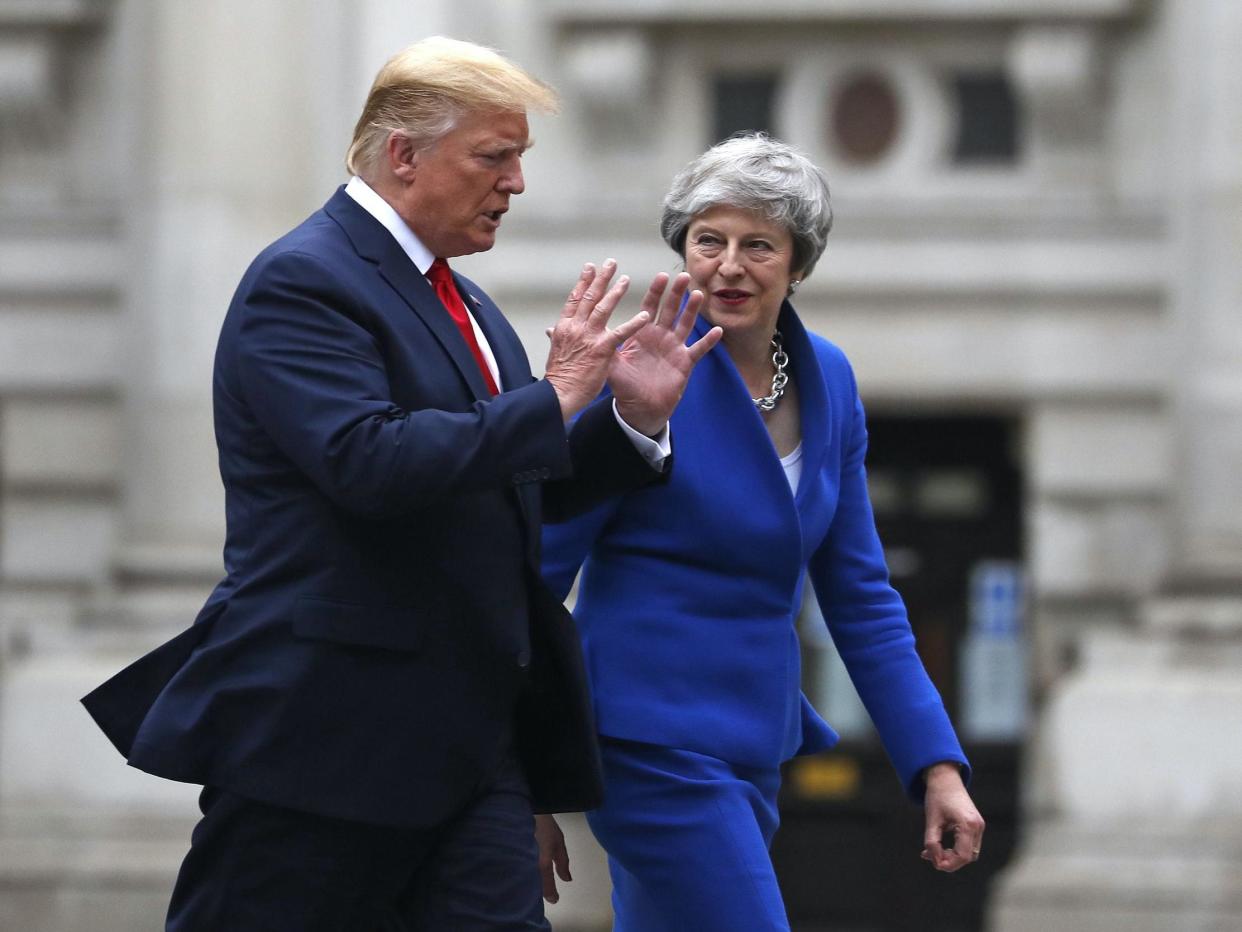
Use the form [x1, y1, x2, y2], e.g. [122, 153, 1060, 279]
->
[344, 175, 435, 275]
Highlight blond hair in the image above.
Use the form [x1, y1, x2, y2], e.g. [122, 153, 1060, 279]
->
[346, 36, 558, 176]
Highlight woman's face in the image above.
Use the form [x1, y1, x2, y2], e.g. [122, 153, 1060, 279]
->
[684, 205, 798, 339]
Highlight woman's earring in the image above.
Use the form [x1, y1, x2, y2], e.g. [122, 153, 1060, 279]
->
[787, 279, 801, 295]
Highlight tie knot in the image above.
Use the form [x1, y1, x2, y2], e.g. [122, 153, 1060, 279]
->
[427, 258, 452, 287]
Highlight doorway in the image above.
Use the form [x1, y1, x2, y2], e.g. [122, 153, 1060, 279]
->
[775, 414, 1025, 932]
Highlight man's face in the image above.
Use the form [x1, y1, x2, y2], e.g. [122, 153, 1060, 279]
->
[398, 109, 530, 258]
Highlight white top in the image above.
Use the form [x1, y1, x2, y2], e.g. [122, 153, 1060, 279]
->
[780, 441, 803, 493]
[342, 176, 669, 465]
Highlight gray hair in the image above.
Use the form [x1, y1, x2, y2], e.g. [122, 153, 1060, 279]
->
[660, 133, 833, 279]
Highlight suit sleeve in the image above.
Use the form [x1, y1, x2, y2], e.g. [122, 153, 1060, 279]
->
[234, 250, 576, 519]
[540, 496, 624, 601]
[544, 394, 671, 524]
[807, 371, 969, 801]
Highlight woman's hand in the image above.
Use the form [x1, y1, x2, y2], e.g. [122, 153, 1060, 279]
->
[920, 762, 985, 872]
[534, 814, 572, 904]
[608, 271, 722, 436]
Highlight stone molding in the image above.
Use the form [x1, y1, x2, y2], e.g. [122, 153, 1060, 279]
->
[545, 0, 1146, 25]
[0, 0, 109, 126]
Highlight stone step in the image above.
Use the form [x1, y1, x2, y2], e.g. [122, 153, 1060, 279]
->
[0, 809, 192, 932]
[0, 808, 616, 931]
[991, 819, 1242, 932]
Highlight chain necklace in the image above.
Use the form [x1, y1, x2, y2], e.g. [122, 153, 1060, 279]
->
[752, 330, 789, 412]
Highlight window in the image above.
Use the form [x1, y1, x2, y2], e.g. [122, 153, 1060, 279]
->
[952, 71, 1020, 164]
[712, 73, 777, 142]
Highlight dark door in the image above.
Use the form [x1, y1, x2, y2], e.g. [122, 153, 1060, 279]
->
[774, 414, 1024, 932]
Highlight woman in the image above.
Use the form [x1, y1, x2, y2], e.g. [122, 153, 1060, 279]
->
[538, 134, 984, 931]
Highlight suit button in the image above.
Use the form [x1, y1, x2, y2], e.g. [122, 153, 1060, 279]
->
[516, 649, 531, 669]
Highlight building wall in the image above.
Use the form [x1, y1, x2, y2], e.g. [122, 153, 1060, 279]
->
[1, 1, 1237, 929]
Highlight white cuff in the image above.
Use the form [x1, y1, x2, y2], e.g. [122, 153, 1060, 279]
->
[612, 399, 671, 468]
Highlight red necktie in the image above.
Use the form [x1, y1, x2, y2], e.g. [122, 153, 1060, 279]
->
[426, 258, 499, 395]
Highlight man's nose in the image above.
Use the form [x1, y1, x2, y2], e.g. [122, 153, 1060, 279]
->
[498, 161, 525, 195]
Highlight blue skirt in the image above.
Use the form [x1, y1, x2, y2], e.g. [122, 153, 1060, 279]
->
[587, 738, 789, 932]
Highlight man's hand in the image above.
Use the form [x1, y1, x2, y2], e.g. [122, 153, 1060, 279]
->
[544, 260, 650, 423]
[920, 762, 985, 872]
[608, 272, 723, 436]
[534, 814, 572, 904]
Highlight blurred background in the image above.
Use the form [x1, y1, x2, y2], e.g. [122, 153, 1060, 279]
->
[1, 1, 1240, 930]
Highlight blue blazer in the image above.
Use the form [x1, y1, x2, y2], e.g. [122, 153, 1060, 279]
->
[83, 188, 664, 827]
[543, 304, 967, 798]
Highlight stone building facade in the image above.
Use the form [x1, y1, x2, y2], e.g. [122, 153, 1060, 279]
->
[0, 1, 1238, 929]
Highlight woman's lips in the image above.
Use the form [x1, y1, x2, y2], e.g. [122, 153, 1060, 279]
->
[713, 289, 751, 305]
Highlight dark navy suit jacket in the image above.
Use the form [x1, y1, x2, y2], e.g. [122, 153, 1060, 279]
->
[543, 304, 967, 799]
[83, 188, 663, 827]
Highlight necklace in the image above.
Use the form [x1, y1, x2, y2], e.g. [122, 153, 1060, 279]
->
[752, 330, 789, 412]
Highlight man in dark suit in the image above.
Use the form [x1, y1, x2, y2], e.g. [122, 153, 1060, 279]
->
[82, 36, 719, 930]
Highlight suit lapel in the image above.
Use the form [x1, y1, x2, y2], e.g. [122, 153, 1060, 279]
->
[457, 278, 527, 395]
[446, 273, 543, 539]
[323, 189, 542, 547]
[324, 189, 492, 403]
[674, 315, 805, 574]
[677, 307, 834, 567]
[377, 258, 495, 401]
[777, 302, 831, 509]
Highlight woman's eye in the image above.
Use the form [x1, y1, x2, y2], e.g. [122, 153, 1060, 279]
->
[749, 241, 772, 251]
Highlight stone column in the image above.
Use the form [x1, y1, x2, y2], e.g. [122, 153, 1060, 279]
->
[70, 0, 340, 807]
[1166, 0, 1242, 585]
[991, 2, 1242, 928]
[0, 4, 355, 930]
[116, 1, 331, 587]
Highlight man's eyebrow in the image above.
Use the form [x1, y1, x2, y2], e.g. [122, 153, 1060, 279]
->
[476, 139, 534, 154]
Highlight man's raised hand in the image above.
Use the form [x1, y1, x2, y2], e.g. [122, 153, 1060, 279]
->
[543, 260, 649, 423]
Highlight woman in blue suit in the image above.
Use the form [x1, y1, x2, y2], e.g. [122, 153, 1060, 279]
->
[538, 134, 984, 931]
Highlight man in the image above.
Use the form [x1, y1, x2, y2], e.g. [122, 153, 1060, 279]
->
[83, 37, 720, 930]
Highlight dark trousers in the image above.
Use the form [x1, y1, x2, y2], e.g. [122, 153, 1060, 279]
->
[165, 753, 549, 931]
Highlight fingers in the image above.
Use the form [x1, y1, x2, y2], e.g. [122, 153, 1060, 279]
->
[560, 263, 595, 319]
[534, 814, 568, 904]
[922, 821, 985, 872]
[955, 829, 981, 867]
[610, 309, 650, 345]
[638, 272, 671, 324]
[540, 858, 559, 904]
[540, 836, 571, 903]
[686, 325, 723, 364]
[956, 813, 985, 867]
[638, 271, 695, 331]
[563, 259, 621, 321]
[921, 831, 946, 870]
[553, 842, 572, 883]
[672, 288, 705, 342]
[660, 272, 693, 330]
[588, 273, 631, 329]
